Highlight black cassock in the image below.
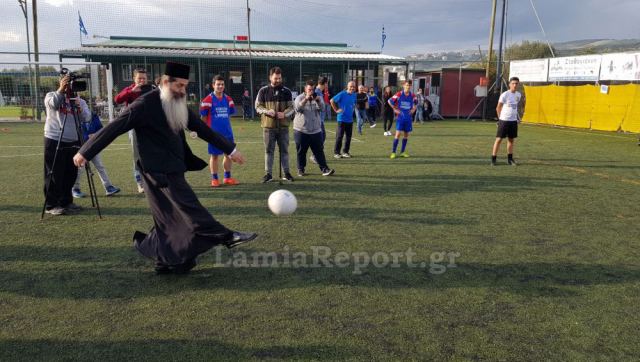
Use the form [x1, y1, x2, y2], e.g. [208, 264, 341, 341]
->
[80, 89, 236, 266]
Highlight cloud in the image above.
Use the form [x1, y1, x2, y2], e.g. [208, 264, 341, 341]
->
[0, 31, 21, 43]
[45, 0, 74, 7]
[0, 0, 638, 62]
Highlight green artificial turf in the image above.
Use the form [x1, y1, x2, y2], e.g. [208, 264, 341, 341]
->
[0, 120, 638, 360]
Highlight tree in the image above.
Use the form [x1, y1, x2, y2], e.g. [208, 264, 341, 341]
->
[0, 75, 16, 98]
[505, 40, 555, 61]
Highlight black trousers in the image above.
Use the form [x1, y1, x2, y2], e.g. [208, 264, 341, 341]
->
[383, 113, 394, 131]
[135, 171, 233, 265]
[334, 122, 353, 155]
[367, 106, 378, 124]
[294, 130, 329, 172]
[43, 137, 79, 209]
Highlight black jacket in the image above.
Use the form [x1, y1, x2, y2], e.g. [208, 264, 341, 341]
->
[79, 89, 235, 174]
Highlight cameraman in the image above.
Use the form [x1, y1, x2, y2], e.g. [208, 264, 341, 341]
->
[43, 74, 85, 215]
[293, 81, 335, 177]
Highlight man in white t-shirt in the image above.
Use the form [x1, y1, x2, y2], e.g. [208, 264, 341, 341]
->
[491, 77, 524, 166]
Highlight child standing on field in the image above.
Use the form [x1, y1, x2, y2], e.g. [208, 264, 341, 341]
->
[200, 75, 239, 187]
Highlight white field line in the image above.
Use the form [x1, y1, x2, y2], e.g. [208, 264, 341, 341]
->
[325, 129, 364, 143]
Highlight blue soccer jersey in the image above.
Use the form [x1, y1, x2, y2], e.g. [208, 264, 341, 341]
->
[200, 92, 236, 155]
[389, 91, 416, 123]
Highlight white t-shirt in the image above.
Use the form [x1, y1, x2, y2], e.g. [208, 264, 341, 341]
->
[498, 90, 522, 121]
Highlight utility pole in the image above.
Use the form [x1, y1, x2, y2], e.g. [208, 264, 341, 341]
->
[32, 0, 42, 121]
[483, 0, 498, 120]
[18, 0, 35, 120]
[247, 0, 255, 119]
[495, 0, 507, 94]
[486, 0, 497, 80]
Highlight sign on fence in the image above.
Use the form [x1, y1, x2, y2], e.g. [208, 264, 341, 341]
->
[599, 52, 640, 81]
[548, 55, 602, 81]
[509, 59, 549, 82]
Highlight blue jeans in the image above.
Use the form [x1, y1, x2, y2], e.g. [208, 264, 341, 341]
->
[129, 130, 142, 185]
[355, 109, 368, 134]
[414, 106, 424, 123]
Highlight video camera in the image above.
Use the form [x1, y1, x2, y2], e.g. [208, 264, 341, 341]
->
[60, 67, 88, 93]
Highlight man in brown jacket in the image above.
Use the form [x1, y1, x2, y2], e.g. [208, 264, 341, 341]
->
[255, 67, 295, 183]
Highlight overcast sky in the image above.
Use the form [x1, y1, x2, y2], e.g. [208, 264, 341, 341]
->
[1, 0, 639, 63]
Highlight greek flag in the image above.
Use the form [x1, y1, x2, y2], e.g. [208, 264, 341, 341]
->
[78, 12, 88, 36]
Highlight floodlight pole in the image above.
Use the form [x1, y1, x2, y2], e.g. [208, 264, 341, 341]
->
[482, 0, 498, 119]
[32, 0, 42, 121]
[247, 0, 255, 119]
[495, 0, 507, 94]
[18, 0, 35, 120]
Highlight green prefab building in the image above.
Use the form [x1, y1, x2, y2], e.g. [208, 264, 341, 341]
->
[59, 36, 406, 107]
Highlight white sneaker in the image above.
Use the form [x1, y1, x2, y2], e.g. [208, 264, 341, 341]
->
[137, 184, 145, 193]
[333, 154, 342, 159]
[370, 124, 377, 128]
[45, 207, 65, 215]
[341, 153, 352, 158]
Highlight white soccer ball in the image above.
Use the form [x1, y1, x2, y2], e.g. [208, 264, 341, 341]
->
[268, 189, 297, 216]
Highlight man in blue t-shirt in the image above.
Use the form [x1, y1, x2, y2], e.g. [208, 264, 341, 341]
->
[330, 81, 357, 158]
[388, 80, 417, 159]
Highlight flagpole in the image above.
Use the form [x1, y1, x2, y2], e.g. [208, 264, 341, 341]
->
[78, 11, 82, 45]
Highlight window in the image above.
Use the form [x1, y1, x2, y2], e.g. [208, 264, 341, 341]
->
[121, 64, 133, 81]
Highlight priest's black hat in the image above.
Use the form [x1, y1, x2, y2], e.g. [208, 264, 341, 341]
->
[164, 61, 190, 79]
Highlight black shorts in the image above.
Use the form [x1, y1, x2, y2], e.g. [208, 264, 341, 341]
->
[496, 120, 518, 139]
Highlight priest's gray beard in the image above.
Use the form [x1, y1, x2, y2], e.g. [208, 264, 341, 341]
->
[160, 85, 188, 133]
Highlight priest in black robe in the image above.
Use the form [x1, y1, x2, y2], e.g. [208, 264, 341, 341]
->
[74, 62, 257, 274]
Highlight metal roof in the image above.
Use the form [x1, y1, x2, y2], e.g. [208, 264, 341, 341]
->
[59, 46, 405, 62]
[96, 36, 357, 53]
[58, 36, 405, 62]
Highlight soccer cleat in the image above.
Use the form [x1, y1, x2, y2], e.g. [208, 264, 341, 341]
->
[283, 172, 295, 182]
[211, 179, 220, 187]
[105, 185, 121, 196]
[400, 152, 410, 158]
[491, 159, 497, 166]
[72, 188, 86, 198]
[321, 168, 335, 176]
[508, 159, 518, 166]
[225, 231, 258, 249]
[137, 184, 145, 193]
[309, 154, 318, 164]
[370, 123, 377, 128]
[341, 153, 352, 158]
[390, 153, 397, 159]
[262, 173, 273, 183]
[297, 170, 306, 177]
[223, 177, 240, 186]
[333, 154, 342, 159]
[45, 207, 65, 215]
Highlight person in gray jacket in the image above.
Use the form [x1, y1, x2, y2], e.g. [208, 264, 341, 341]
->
[293, 81, 335, 177]
[43, 74, 86, 215]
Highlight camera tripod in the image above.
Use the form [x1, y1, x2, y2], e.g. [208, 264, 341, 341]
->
[40, 92, 102, 219]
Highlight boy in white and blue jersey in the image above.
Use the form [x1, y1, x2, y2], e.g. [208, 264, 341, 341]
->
[388, 80, 417, 159]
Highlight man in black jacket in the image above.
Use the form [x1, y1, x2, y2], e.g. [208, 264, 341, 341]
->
[73, 62, 257, 274]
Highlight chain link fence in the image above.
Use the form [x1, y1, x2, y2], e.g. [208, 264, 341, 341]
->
[0, 62, 111, 122]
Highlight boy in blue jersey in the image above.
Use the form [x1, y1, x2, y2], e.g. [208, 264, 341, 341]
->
[200, 75, 239, 187]
[388, 80, 417, 159]
[330, 81, 357, 158]
[367, 87, 380, 129]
